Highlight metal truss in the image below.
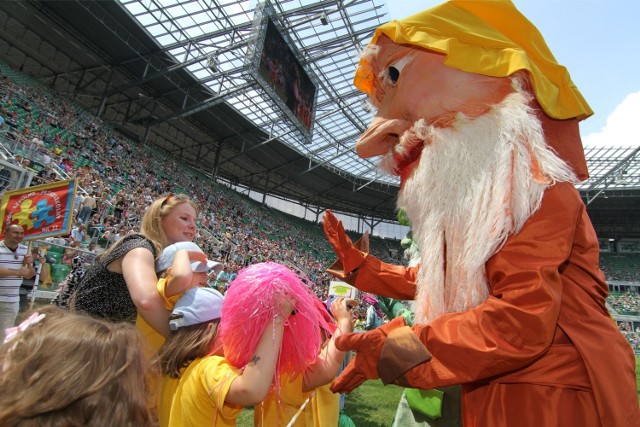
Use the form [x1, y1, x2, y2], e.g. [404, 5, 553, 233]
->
[581, 146, 640, 203]
[116, 0, 392, 188]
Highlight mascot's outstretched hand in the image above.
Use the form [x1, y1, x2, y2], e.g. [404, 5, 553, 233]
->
[331, 316, 431, 393]
[323, 209, 418, 300]
[323, 209, 369, 277]
[330, 317, 405, 393]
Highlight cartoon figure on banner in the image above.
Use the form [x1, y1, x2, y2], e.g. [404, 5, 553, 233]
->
[8, 196, 57, 231]
[0, 180, 77, 239]
[10, 199, 37, 230]
[32, 199, 56, 229]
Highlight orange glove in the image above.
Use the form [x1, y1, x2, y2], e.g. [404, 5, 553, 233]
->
[322, 209, 369, 277]
[331, 316, 407, 393]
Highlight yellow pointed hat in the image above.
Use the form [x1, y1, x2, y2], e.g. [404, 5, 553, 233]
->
[355, 0, 592, 121]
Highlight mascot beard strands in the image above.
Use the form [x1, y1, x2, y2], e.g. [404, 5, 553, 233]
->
[385, 78, 576, 323]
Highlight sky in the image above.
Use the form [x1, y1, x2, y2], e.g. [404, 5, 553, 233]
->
[386, 0, 640, 148]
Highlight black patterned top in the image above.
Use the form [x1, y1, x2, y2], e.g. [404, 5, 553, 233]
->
[70, 234, 157, 322]
[52, 254, 86, 308]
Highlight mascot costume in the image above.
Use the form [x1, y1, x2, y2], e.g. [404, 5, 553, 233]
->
[323, 1, 640, 426]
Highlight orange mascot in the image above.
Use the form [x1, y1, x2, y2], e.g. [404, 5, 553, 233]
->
[324, 1, 640, 426]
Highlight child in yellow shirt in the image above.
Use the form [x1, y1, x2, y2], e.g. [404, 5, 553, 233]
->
[156, 278, 293, 426]
[254, 296, 356, 427]
[136, 242, 222, 356]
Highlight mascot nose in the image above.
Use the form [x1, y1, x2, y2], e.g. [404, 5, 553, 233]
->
[356, 117, 411, 158]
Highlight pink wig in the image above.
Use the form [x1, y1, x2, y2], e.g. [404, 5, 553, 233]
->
[219, 262, 333, 380]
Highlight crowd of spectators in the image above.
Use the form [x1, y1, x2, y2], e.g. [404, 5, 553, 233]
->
[617, 320, 640, 355]
[607, 292, 640, 354]
[0, 65, 401, 302]
[600, 253, 640, 282]
[608, 292, 640, 317]
[2, 62, 639, 346]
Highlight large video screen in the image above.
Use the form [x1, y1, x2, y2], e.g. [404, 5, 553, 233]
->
[254, 15, 317, 136]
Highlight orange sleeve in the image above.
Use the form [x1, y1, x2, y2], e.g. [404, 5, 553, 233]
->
[341, 256, 418, 300]
[388, 183, 581, 388]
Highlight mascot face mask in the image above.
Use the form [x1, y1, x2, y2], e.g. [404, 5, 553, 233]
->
[356, 35, 514, 179]
[350, 0, 591, 321]
[354, 0, 591, 183]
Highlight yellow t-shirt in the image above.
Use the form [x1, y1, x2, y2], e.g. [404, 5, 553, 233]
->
[133, 276, 179, 359]
[158, 356, 243, 427]
[254, 374, 339, 427]
[156, 276, 182, 310]
[312, 383, 340, 427]
[135, 315, 165, 359]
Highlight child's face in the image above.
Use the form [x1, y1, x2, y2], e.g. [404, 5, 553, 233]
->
[191, 271, 208, 287]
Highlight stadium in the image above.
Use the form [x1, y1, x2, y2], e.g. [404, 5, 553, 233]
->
[0, 0, 638, 424]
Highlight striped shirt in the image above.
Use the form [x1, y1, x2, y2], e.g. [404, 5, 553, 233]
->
[0, 241, 27, 303]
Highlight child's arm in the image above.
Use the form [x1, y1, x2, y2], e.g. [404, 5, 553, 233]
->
[302, 297, 355, 392]
[225, 297, 293, 406]
[164, 250, 205, 298]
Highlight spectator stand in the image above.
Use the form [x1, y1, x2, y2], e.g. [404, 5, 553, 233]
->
[29, 238, 100, 303]
[0, 60, 406, 305]
[0, 155, 33, 195]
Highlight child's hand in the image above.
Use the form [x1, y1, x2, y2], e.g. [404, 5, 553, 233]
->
[330, 297, 358, 322]
[274, 292, 296, 320]
[186, 250, 207, 264]
[206, 269, 218, 282]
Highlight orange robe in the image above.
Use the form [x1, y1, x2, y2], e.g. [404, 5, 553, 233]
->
[344, 183, 640, 427]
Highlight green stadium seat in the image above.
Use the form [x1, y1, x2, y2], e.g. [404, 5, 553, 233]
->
[50, 263, 71, 285]
[47, 245, 65, 255]
[46, 252, 63, 265]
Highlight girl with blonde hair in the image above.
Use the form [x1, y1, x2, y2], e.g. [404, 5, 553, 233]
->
[69, 193, 198, 346]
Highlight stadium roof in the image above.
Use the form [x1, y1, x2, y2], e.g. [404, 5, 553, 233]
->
[0, 0, 638, 238]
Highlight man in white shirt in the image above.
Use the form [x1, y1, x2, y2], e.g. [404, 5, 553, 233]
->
[76, 193, 97, 225]
[0, 224, 35, 342]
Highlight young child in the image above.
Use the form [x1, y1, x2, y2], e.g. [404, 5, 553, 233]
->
[156, 286, 293, 427]
[218, 262, 356, 426]
[254, 296, 356, 427]
[154, 241, 223, 307]
[0, 306, 153, 426]
[136, 241, 223, 356]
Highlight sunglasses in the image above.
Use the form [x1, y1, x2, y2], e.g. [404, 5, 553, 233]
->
[160, 193, 174, 209]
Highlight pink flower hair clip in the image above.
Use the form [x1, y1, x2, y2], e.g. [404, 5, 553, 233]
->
[4, 312, 46, 344]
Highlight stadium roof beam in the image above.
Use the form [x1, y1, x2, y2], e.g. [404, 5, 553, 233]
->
[104, 41, 251, 97]
[582, 147, 640, 205]
[237, 130, 361, 185]
[149, 80, 255, 124]
[73, 0, 149, 57]
[217, 98, 366, 169]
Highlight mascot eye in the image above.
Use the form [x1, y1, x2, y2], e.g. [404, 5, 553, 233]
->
[384, 55, 413, 87]
[388, 66, 400, 84]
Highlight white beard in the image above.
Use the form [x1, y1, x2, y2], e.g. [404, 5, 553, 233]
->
[395, 84, 577, 324]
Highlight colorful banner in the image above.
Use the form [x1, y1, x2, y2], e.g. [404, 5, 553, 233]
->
[0, 179, 77, 240]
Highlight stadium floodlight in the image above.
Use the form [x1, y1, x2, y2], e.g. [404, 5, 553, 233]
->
[320, 11, 329, 26]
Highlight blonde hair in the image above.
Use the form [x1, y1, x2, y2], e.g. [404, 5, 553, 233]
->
[0, 306, 154, 427]
[141, 193, 198, 254]
[156, 320, 219, 378]
[96, 193, 198, 261]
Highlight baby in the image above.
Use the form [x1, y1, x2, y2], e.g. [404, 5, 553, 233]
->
[155, 241, 223, 309]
